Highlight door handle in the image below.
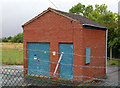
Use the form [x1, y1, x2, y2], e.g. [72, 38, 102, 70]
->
[38, 58, 40, 62]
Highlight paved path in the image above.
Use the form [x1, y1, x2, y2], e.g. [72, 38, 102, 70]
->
[106, 66, 120, 86]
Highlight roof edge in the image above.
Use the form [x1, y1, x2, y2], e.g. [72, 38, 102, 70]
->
[22, 7, 107, 30]
[49, 8, 80, 23]
[22, 9, 49, 27]
[22, 7, 81, 27]
[83, 24, 108, 30]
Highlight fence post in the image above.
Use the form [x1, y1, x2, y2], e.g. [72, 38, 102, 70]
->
[110, 46, 112, 65]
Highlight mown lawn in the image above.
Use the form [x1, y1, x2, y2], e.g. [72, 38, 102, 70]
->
[1, 43, 23, 65]
[107, 59, 120, 66]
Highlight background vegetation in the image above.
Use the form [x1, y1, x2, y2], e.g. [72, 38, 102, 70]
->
[69, 3, 120, 58]
[1, 33, 23, 43]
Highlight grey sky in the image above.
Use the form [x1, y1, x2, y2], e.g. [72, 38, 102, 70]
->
[1, 0, 120, 38]
[118, 1, 120, 15]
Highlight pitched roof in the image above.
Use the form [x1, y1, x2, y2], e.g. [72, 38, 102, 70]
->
[22, 8, 107, 30]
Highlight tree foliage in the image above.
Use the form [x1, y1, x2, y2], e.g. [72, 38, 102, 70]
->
[0, 38, 2, 42]
[11, 33, 23, 43]
[69, 3, 119, 48]
[2, 37, 8, 42]
[2, 33, 23, 43]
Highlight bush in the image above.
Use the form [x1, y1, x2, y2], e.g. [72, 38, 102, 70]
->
[11, 33, 23, 43]
[2, 33, 23, 43]
[2, 38, 8, 42]
[111, 63, 116, 65]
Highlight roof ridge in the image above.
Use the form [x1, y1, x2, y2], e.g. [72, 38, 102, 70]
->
[50, 8, 107, 28]
[22, 7, 107, 29]
[48, 7, 82, 16]
[48, 8, 105, 27]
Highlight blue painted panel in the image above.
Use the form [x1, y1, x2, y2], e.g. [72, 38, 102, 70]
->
[59, 43, 73, 79]
[27, 43, 50, 76]
[85, 48, 91, 64]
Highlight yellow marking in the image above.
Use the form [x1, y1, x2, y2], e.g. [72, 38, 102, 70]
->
[44, 51, 46, 53]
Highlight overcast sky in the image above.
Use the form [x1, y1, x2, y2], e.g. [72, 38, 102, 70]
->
[1, 0, 120, 38]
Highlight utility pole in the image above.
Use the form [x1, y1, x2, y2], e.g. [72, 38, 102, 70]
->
[110, 46, 112, 65]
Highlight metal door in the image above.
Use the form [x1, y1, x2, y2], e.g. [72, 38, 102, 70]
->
[59, 43, 73, 79]
[27, 42, 50, 76]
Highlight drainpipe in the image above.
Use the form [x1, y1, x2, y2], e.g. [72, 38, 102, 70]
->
[106, 29, 108, 73]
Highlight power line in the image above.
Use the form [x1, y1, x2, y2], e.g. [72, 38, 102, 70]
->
[1, 55, 113, 69]
[48, 0, 58, 9]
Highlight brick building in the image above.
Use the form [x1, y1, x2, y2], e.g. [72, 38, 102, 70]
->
[22, 8, 107, 81]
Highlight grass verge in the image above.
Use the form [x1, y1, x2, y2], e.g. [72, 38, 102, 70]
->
[107, 59, 120, 66]
[1, 42, 23, 65]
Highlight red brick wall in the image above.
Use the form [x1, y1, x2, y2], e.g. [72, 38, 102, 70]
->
[72, 22, 84, 80]
[23, 10, 106, 81]
[82, 28, 106, 81]
[23, 11, 83, 80]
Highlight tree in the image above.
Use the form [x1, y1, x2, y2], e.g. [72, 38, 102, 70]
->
[2, 33, 23, 43]
[69, 3, 118, 44]
[69, 3, 120, 58]
[7, 36, 12, 40]
[69, 3, 93, 17]
[0, 38, 2, 42]
[2, 37, 8, 42]
[11, 33, 23, 43]
[7, 36, 12, 42]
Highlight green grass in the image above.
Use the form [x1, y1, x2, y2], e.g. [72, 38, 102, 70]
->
[1, 47, 23, 65]
[107, 59, 120, 66]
